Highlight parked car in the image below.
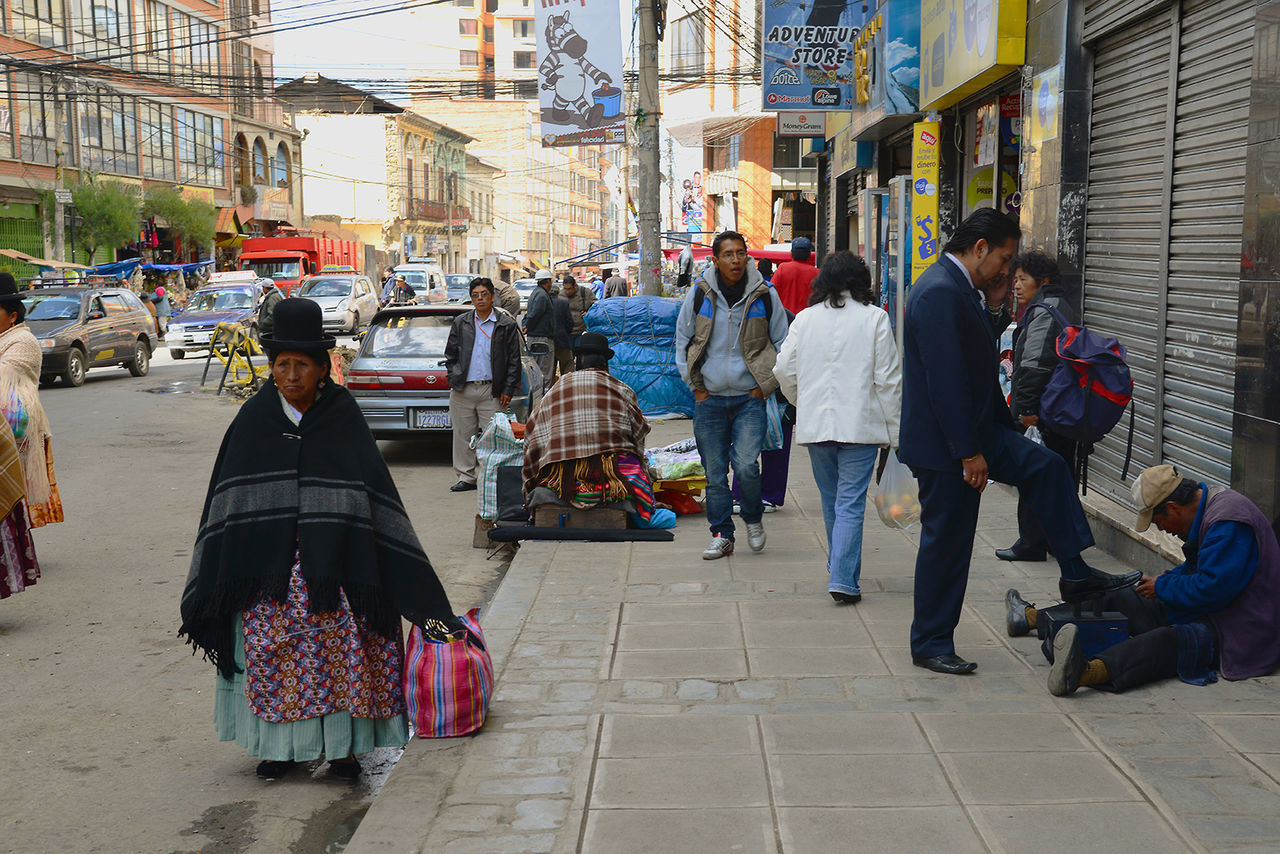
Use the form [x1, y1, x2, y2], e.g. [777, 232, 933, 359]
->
[511, 278, 539, 312]
[23, 286, 158, 387]
[347, 305, 544, 439]
[445, 274, 474, 304]
[296, 273, 380, 334]
[166, 278, 265, 359]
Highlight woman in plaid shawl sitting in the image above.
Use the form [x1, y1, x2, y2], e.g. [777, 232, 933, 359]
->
[522, 333, 657, 522]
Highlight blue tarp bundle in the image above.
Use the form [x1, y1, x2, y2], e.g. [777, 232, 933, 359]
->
[85, 258, 143, 278]
[584, 295, 693, 418]
[142, 261, 213, 273]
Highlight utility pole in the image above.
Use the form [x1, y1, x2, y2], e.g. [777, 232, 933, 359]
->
[51, 77, 67, 262]
[635, 0, 662, 295]
[446, 169, 456, 273]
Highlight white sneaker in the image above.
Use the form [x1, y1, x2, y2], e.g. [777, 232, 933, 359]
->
[762, 501, 779, 513]
[702, 536, 735, 560]
[746, 522, 766, 553]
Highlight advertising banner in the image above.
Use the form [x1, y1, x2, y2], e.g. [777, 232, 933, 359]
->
[762, 0, 866, 111]
[1029, 64, 1061, 144]
[849, 0, 922, 138]
[910, 120, 941, 271]
[535, 0, 625, 147]
[777, 112, 828, 137]
[919, 0, 1026, 110]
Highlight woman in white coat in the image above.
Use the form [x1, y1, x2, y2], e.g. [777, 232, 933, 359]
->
[773, 252, 901, 603]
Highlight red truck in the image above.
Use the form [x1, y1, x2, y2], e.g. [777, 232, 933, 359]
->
[237, 235, 364, 296]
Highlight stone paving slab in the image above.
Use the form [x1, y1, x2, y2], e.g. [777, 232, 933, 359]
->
[349, 439, 1280, 853]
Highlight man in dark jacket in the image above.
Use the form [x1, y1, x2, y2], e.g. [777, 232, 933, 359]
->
[899, 209, 1138, 675]
[551, 281, 574, 381]
[257, 281, 284, 338]
[444, 278, 523, 493]
[1005, 465, 1280, 696]
[996, 249, 1079, 562]
[522, 269, 557, 392]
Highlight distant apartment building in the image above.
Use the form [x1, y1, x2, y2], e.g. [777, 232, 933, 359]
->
[0, 0, 301, 273]
[277, 75, 474, 273]
[661, 0, 817, 249]
[401, 0, 537, 100]
[465, 154, 501, 278]
[412, 98, 610, 279]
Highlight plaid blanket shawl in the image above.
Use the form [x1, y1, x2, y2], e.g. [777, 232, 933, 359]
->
[522, 370, 649, 496]
[180, 379, 454, 678]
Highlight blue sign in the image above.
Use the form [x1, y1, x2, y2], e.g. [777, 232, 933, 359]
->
[848, 0, 923, 138]
[762, 0, 867, 111]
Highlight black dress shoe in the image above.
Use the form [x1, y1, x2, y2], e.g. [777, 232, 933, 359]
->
[912, 653, 978, 675]
[995, 544, 1047, 562]
[830, 591, 862, 604]
[1004, 588, 1034, 637]
[450, 480, 477, 493]
[1059, 568, 1142, 603]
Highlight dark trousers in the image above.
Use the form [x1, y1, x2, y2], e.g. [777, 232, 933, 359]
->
[1088, 587, 1182, 692]
[732, 420, 792, 506]
[1014, 426, 1078, 554]
[910, 425, 1096, 657]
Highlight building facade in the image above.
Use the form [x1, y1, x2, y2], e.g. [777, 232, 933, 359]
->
[0, 0, 301, 274]
[399, 0, 537, 100]
[465, 154, 502, 278]
[277, 75, 473, 274]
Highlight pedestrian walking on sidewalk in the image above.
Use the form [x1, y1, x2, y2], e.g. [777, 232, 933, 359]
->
[771, 237, 819, 316]
[551, 281, 574, 380]
[604, 269, 628, 299]
[996, 249, 1079, 563]
[0, 274, 62, 528]
[180, 298, 459, 782]
[899, 209, 1138, 675]
[1007, 465, 1280, 696]
[676, 230, 789, 559]
[561, 275, 596, 342]
[523, 269, 557, 392]
[444, 278, 523, 493]
[773, 252, 901, 604]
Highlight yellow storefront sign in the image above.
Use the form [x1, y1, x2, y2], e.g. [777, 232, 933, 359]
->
[911, 120, 941, 270]
[920, 0, 1026, 110]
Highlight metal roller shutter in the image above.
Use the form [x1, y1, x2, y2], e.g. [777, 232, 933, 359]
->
[1083, 0, 1170, 42]
[1161, 0, 1253, 484]
[1082, 10, 1175, 505]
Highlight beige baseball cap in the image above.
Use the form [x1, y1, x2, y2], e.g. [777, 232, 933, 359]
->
[1132, 464, 1181, 533]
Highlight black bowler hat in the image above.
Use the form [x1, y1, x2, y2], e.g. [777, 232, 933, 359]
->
[573, 331, 614, 360]
[260, 297, 336, 351]
[0, 273, 23, 316]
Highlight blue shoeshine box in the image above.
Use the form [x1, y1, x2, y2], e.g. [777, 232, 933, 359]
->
[1039, 604, 1129, 659]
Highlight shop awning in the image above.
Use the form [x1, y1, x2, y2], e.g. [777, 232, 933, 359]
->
[215, 207, 244, 236]
[0, 249, 88, 270]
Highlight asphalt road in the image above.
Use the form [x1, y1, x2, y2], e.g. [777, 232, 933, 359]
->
[0, 343, 508, 854]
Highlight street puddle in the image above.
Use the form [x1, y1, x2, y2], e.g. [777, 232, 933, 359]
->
[145, 383, 192, 394]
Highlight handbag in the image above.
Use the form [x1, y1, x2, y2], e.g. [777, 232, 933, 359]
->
[403, 607, 495, 738]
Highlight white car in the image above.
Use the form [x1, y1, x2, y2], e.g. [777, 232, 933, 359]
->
[296, 274, 380, 334]
[511, 278, 539, 312]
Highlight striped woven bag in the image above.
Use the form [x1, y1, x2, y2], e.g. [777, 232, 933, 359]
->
[403, 608, 495, 738]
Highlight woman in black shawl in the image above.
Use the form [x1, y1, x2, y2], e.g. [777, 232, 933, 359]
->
[180, 299, 457, 780]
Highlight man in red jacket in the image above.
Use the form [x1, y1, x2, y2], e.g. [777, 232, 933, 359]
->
[771, 236, 820, 315]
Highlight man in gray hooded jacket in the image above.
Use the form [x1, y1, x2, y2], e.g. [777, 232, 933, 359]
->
[675, 231, 789, 560]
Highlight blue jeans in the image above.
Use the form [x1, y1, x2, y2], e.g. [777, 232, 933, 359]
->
[808, 443, 878, 595]
[693, 394, 766, 539]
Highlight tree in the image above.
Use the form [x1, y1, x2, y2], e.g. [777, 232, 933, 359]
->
[142, 187, 217, 259]
[71, 176, 141, 265]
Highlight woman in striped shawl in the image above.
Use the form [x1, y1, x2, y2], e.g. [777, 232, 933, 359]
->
[180, 299, 459, 781]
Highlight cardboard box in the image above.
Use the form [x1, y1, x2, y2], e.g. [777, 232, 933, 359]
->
[533, 505, 628, 530]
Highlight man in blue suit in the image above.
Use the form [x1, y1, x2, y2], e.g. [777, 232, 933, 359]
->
[899, 209, 1139, 674]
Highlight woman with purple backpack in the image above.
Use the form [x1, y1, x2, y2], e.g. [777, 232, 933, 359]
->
[995, 250, 1078, 563]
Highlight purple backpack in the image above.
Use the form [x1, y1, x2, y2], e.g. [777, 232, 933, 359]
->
[1025, 303, 1136, 479]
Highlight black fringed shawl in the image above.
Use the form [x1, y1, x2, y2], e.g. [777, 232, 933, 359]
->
[179, 378, 454, 678]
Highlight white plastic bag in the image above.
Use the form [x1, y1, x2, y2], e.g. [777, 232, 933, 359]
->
[475, 412, 523, 520]
[1025, 425, 1043, 445]
[762, 395, 785, 451]
[873, 449, 921, 530]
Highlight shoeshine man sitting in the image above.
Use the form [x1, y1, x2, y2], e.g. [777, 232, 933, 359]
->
[1005, 464, 1280, 696]
[898, 209, 1139, 675]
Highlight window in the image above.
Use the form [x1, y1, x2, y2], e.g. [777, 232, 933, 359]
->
[142, 102, 176, 180]
[483, 25, 493, 42]
[14, 0, 67, 48]
[232, 132, 249, 186]
[459, 49, 479, 66]
[670, 12, 705, 75]
[15, 72, 66, 165]
[100, 294, 129, 315]
[144, 1, 170, 74]
[274, 143, 290, 188]
[231, 40, 252, 116]
[514, 51, 535, 69]
[513, 18, 533, 38]
[176, 108, 224, 185]
[406, 157, 415, 201]
[773, 136, 801, 169]
[78, 88, 138, 175]
[70, 0, 130, 61]
[252, 137, 268, 183]
[458, 19, 476, 35]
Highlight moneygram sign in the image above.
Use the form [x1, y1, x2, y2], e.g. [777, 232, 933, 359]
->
[762, 0, 868, 112]
[777, 113, 828, 137]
